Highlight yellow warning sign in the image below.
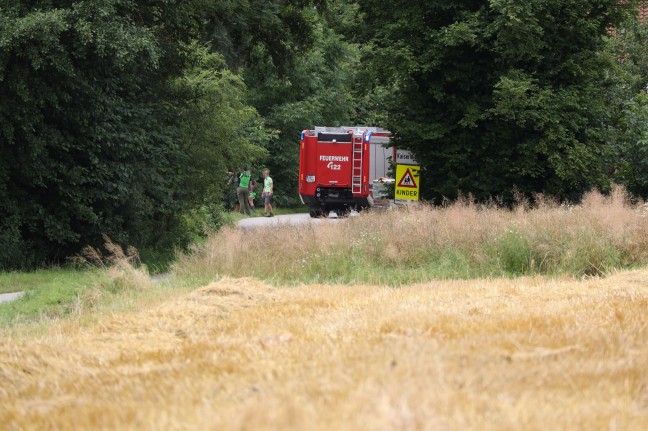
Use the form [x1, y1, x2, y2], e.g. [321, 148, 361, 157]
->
[395, 165, 420, 201]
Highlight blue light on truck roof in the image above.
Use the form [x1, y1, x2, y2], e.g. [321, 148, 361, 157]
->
[300, 131, 305, 140]
[365, 132, 373, 142]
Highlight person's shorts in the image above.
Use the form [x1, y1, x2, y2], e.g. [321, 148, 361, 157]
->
[263, 192, 273, 205]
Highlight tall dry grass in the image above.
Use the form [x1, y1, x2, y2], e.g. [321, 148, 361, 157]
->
[67, 236, 154, 317]
[175, 187, 648, 284]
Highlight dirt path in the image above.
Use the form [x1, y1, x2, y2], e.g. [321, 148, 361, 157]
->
[1, 273, 647, 430]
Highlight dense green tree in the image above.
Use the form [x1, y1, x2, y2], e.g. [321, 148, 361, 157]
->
[244, 17, 358, 205]
[616, 92, 648, 196]
[172, 45, 269, 226]
[0, 1, 267, 268]
[354, 0, 635, 201]
[205, 0, 323, 74]
[194, 1, 358, 206]
[608, 14, 648, 197]
[0, 0, 354, 268]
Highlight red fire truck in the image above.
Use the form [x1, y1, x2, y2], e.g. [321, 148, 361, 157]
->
[298, 127, 392, 217]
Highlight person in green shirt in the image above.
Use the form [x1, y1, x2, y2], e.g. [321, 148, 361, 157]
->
[237, 167, 253, 216]
[262, 169, 274, 217]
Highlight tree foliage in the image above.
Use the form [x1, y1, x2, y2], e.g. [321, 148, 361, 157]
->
[608, 14, 648, 198]
[245, 16, 358, 205]
[172, 45, 269, 224]
[200, 1, 359, 205]
[0, 1, 269, 268]
[354, 0, 636, 201]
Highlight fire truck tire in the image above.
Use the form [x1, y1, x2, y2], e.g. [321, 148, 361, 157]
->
[309, 207, 324, 218]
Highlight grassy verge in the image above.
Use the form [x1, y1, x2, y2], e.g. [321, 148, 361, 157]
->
[0, 268, 98, 295]
[0, 237, 206, 327]
[0, 267, 210, 329]
[0, 269, 107, 326]
[175, 187, 648, 285]
[0, 278, 204, 330]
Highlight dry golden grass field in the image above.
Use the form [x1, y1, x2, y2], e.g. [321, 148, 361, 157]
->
[1, 270, 647, 430]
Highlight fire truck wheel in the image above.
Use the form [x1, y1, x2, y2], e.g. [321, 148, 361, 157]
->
[309, 207, 324, 218]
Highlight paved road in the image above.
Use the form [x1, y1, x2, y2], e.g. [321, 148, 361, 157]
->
[0, 291, 24, 304]
[237, 212, 355, 230]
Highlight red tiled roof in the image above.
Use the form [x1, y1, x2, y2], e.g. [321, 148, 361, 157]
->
[640, 7, 648, 21]
[638, 0, 648, 21]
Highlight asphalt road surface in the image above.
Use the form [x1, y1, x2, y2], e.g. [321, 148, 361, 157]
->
[237, 212, 355, 230]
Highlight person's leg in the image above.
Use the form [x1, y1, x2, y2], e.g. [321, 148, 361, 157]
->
[265, 193, 274, 217]
[242, 189, 252, 215]
[237, 188, 246, 214]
